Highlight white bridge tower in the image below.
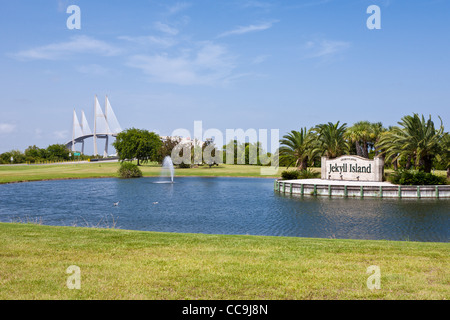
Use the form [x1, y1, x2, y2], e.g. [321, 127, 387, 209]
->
[68, 95, 122, 156]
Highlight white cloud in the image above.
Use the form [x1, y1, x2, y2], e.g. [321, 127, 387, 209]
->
[304, 39, 350, 59]
[118, 35, 176, 48]
[0, 123, 16, 134]
[126, 42, 236, 86]
[218, 20, 278, 38]
[287, 0, 334, 9]
[154, 22, 179, 35]
[53, 130, 69, 140]
[167, 2, 191, 15]
[34, 128, 43, 139]
[76, 64, 109, 76]
[252, 54, 270, 64]
[57, 0, 70, 12]
[241, 1, 274, 9]
[14, 36, 121, 60]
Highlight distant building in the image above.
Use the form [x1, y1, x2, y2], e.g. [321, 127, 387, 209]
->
[160, 136, 206, 147]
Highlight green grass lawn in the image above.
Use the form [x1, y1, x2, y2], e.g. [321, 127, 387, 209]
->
[0, 223, 448, 300]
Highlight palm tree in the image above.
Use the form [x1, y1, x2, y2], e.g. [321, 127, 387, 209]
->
[279, 128, 314, 170]
[377, 126, 401, 169]
[376, 114, 444, 173]
[368, 122, 386, 156]
[345, 121, 385, 158]
[345, 121, 372, 158]
[312, 121, 349, 159]
[436, 132, 450, 178]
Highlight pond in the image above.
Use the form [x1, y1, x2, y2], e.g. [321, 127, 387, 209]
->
[0, 177, 448, 242]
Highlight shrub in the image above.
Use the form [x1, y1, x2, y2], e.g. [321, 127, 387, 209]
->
[281, 170, 300, 180]
[298, 169, 320, 179]
[389, 169, 447, 185]
[282, 169, 320, 180]
[118, 162, 143, 179]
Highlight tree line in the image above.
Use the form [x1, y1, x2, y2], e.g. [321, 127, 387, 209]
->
[2, 113, 448, 179]
[0, 144, 90, 164]
[279, 113, 449, 178]
[112, 128, 272, 167]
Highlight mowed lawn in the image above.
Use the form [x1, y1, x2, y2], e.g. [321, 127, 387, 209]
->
[0, 223, 448, 300]
[0, 162, 286, 184]
[0, 162, 447, 184]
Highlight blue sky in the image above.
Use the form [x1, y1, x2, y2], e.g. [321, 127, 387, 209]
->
[0, 0, 449, 154]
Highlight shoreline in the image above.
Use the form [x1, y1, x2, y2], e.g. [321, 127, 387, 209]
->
[1, 219, 448, 243]
[0, 162, 283, 185]
[0, 174, 278, 185]
[0, 221, 447, 244]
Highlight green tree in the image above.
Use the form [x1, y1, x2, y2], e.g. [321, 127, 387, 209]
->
[376, 114, 444, 173]
[192, 141, 203, 166]
[25, 145, 47, 162]
[377, 126, 401, 169]
[369, 122, 386, 156]
[345, 121, 385, 158]
[46, 144, 70, 161]
[221, 140, 269, 165]
[279, 128, 314, 170]
[435, 132, 450, 178]
[113, 128, 162, 166]
[223, 140, 241, 164]
[345, 121, 372, 158]
[244, 142, 266, 165]
[312, 121, 349, 159]
[202, 139, 221, 166]
[156, 136, 182, 164]
[0, 150, 25, 164]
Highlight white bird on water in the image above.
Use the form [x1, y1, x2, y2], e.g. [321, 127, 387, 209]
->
[113, 201, 120, 207]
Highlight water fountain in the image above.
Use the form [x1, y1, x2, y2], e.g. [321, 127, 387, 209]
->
[161, 156, 175, 183]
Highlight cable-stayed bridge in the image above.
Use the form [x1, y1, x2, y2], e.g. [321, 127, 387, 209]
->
[66, 95, 122, 157]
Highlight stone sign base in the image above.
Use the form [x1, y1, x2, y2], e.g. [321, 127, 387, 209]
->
[275, 179, 450, 198]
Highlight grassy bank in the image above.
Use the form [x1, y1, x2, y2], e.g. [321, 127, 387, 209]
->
[0, 162, 287, 184]
[0, 223, 448, 300]
[1, 162, 448, 185]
